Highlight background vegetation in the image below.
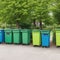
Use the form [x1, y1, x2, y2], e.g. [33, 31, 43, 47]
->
[0, 0, 60, 29]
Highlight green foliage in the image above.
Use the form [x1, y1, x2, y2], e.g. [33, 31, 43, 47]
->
[0, 0, 59, 28]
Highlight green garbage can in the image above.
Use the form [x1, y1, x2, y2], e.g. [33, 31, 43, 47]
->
[5, 29, 12, 43]
[32, 29, 41, 46]
[55, 29, 60, 46]
[21, 29, 30, 45]
[13, 29, 22, 44]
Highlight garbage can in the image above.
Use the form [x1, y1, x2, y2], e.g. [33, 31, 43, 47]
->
[0, 29, 4, 43]
[21, 29, 30, 45]
[5, 29, 12, 43]
[55, 30, 60, 46]
[13, 29, 22, 44]
[32, 29, 41, 46]
[41, 30, 50, 47]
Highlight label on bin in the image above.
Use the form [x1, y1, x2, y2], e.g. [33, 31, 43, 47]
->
[6, 32, 10, 35]
[44, 34, 48, 35]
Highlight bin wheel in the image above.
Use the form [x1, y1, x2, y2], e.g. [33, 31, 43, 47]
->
[42, 46, 50, 48]
[56, 46, 60, 48]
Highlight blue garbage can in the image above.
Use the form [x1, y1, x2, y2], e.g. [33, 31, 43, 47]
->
[0, 29, 4, 43]
[41, 30, 50, 47]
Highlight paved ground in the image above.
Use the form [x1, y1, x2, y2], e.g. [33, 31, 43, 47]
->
[0, 44, 60, 60]
[0, 33, 59, 60]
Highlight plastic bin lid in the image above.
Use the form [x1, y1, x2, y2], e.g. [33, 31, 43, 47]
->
[54, 29, 60, 33]
[21, 29, 30, 32]
[56, 31, 60, 33]
[55, 29, 60, 31]
[4, 28, 12, 32]
[13, 29, 20, 32]
[41, 30, 50, 33]
[13, 29, 20, 31]
[32, 29, 40, 32]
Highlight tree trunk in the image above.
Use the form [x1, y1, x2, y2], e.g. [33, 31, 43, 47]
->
[16, 20, 20, 28]
[39, 20, 42, 30]
[33, 19, 36, 28]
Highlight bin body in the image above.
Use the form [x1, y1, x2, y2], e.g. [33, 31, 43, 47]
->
[0, 30, 4, 43]
[5, 29, 12, 43]
[21, 29, 30, 45]
[32, 30, 41, 46]
[56, 30, 60, 46]
[13, 29, 22, 44]
[41, 30, 50, 47]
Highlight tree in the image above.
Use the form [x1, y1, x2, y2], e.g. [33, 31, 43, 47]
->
[52, 0, 60, 25]
[0, 0, 56, 29]
[27, 0, 55, 29]
[0, 0, 32, 28]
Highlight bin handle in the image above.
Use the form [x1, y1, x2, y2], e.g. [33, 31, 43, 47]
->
[6, 32, 10, 35]
[43, 34, 48, 35]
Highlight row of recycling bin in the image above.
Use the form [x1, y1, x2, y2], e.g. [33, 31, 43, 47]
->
[0, 29, 50, 47]
[0, 29, 60, 47]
